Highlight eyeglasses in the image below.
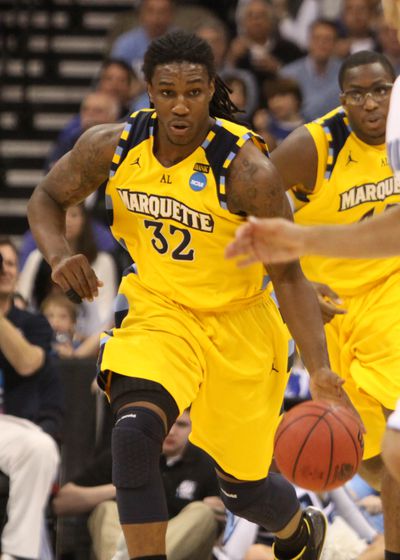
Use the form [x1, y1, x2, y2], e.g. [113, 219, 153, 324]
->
[341, 83, 393, 106]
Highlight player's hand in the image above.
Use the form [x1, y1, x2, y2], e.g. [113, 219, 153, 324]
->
[225, 217, 307, 266]
[312, 282, 347, 324]
[51, 254, 103, 302]
[310, 367, 365, 432]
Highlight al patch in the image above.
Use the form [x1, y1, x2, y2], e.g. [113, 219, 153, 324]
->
[189, 172, 207, 192]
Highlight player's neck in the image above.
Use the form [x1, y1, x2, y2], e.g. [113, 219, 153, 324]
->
[154, 118, 213, 167]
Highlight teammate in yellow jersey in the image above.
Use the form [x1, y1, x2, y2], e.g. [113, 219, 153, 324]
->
[227, 0, 400, 495]
[27, 31, 356, 560]
[228, 48, 400, 560]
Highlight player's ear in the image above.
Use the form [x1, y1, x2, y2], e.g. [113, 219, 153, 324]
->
[209, 79, 215, 101]
[147, 84, 154, 104]
[340, 92, 347, 112]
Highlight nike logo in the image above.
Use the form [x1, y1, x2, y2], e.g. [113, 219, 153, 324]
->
[115, 413, 136, 425]
[220, 488, 238, 499]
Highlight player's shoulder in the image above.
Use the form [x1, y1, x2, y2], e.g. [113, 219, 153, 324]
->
[72, 122, 126, 165]
[79, 122, 125, 149]
[306, 106, 347, 137]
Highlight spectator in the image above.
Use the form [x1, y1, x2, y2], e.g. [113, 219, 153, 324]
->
[0, 237, 63, 560]
[18, 204, 118, 338]
[280, 18, 342, 120]
[39, 59, 140, 190]
[110, 0, 175, 76]
[252, 77, 304, 145]
[228, 0, 304, 90]
[95, 58, 143, 115]
[272, 0, 320, 50]
[41, 293, 80, 359]
[346, 475, 384, 535]
[195, 20, 260, 118]
[223, 73, 258, 123]
[44, 91, 121, 172]
[376, 15, 400, 75]
[53, 409, 222, 560]
[335, 0, 379, 58]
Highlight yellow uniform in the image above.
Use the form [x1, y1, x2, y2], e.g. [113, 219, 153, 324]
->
[290, 107, 400, 458]
[99, 110, 291, 480]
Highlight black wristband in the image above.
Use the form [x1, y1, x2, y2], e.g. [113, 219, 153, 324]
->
[65, 288, 82, 304]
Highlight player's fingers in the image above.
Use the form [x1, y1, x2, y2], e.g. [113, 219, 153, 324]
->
[54, 254, 101, 301]
[320, 300, 346, 315]
[226, 229, 255, 258]
[225, 239, 252, 258]
[236, 254, 259, 268]
[72, 266, 99, 302]
[313, 281, 341, 302]
[77, 261, 101, 300]
[63, 267, 91, 301]
[339, 390, 366, 433]
[51, 270, 71, 293]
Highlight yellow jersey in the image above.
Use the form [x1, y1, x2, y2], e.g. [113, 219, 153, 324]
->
[289, 107, 400, 296]
[106, 109, 270, 309]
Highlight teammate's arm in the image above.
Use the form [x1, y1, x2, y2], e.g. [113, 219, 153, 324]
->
[27, 123, 123, 301]
[270, 125, 318, 193]
[226, 142, 352, 410]
[270, 125, 347, 323]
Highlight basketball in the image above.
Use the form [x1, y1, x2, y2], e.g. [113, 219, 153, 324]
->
[274, 401, 364, 491]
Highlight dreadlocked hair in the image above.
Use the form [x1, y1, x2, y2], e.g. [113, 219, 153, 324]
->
[142, 30, 242, 124]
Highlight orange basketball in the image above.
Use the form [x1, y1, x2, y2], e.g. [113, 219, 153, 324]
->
[274, 401, 364, 491]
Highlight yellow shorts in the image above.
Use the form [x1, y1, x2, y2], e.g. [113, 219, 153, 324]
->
[99, 273, 291, 480]
[325, 270, 400, 459]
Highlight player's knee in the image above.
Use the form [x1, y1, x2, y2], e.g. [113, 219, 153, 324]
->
[112, 405, 164, 489]
[218, 472, 299, 533]
[112, 405, 168, 524]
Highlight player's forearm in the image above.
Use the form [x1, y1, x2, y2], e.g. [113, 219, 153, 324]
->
[0, 316, 44, 375]
[272, 275, 330, 373]
[304, 207, 400, 258]
[27, 185, 72, 268]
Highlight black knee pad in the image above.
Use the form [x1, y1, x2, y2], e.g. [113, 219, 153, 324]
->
[112, 406, 168, 524]
[218, 472, 299, 533]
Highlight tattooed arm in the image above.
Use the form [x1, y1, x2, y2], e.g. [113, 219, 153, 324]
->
[226, 142, 357, 414]
[27, 123, 123, 301]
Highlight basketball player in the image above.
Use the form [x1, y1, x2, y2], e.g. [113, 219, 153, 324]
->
[226, 0, 400, 492]
[225, 71, 400, 264]
[26, 30, 354, 560]
[226, 0, 400, 265]
[228, 50, 400, 560]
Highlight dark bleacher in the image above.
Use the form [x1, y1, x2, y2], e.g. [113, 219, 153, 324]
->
[0, 0, 134, 238]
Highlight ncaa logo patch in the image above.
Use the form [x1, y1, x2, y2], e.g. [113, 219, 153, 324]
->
[189, 172, 207, 191]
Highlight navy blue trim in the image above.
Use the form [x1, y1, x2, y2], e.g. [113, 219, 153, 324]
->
[321, 111, 351, 179]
